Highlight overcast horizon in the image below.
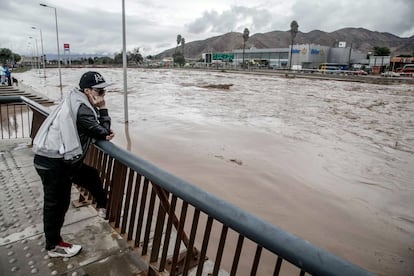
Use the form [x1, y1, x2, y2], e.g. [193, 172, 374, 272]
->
[1, 0, 413, 57]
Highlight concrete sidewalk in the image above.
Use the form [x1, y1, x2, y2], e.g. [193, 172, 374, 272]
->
[0, 139, 148, 275]
[0, 85, 55, 105]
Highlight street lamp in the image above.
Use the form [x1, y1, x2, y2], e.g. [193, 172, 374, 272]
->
[28, 36, 40, 74]
[122, 0, 128, 123]
[32, 26, 46, 78]
[27, 42, 34, 69]
[40, 3, 62, 95]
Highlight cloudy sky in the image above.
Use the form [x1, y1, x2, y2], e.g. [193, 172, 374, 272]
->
[1, 0, 413, 57]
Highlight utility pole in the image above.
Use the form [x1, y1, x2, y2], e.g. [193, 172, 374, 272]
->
[122, 0, 128, 123]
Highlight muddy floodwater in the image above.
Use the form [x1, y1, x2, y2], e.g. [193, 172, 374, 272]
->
[16, 68, 414, 275]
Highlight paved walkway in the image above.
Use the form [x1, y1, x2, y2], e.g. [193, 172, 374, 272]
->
[0, 139, 148, 275]
[0, 85, 55, 105]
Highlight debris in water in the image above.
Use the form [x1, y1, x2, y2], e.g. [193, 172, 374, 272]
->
[199, 84, 233, 89]
[230, 158, 243, 165]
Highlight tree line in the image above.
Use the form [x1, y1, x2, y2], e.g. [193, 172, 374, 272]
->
[0, 48, 22, 64]
[0, 47, 145, 66]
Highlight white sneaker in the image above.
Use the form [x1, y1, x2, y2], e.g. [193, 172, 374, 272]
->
[98, 208, 107, 218]
[48, 241, 82, 258]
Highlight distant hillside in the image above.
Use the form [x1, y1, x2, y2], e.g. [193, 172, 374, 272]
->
[155, 28, 414, 59]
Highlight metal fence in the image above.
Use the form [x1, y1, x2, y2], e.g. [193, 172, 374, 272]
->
[0, 100, 31, 139]
[0, 95, 375, 276]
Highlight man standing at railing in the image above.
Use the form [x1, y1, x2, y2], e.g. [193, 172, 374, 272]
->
[32, 71, 115, 258]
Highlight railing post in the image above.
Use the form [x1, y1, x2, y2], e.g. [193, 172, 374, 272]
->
[149, 187, 167, 263]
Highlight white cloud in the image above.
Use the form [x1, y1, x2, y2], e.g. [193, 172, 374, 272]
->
[0, 0, 412, 57]
[187, 6, 277, 35]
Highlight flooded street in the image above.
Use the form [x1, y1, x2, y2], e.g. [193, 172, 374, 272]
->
[16, 68, 414, 275]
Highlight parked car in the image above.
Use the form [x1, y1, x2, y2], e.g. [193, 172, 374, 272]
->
[319, 66, 343, 74]
[397, 64, 414, 73]
[381, 71, 400, 77]
[396, 64, 414, 77]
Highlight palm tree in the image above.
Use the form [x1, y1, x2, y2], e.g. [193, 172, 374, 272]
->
[176, 34, 182, 54]
[242, 28, 250, 69]
[173, 36, 185, 67]
[181, 37, 185, 56]
[289, 20, 299, 70]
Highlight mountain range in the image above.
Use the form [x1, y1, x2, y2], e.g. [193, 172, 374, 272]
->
[155, 28, 414, 59]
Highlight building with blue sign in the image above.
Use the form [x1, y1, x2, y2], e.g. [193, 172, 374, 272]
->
[289, 44, 330, 69]
[204, 43, 367, 69]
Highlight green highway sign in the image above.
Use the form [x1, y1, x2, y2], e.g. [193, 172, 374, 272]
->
[212, 53, 234, 61]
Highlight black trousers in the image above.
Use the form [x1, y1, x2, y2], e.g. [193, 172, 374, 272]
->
[35, 162, 107, 250]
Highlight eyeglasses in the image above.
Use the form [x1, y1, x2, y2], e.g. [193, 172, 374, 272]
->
[93, 88, 105, 95]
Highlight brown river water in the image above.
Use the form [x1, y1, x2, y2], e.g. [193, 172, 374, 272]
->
[15, 68, 414, 275]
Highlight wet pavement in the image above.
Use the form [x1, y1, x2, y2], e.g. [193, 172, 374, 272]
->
[0, 139, 148, 276]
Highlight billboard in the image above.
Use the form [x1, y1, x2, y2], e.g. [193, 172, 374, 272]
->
[338, 41, 346, 48]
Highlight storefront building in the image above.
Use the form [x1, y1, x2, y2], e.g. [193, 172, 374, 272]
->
[232, 48, 290, 68]
[204, 44, 367, 69]
[289, 44, 330, 69]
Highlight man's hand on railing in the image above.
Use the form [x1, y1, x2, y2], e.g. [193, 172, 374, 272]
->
[106, 129, 115, 141]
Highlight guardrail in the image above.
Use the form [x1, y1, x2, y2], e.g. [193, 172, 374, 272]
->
[0, 95, 375, 276]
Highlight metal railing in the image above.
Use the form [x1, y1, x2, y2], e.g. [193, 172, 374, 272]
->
[0, 95, 375, 276]
[0, 95, 48, 140]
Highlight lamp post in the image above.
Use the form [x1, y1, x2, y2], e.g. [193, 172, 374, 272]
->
[122, 0, 128, 123]
[32, 26, 46, 78]
[40, 3, 62, 95]
[29, 36, 40, 74]
[27, 43, 34, 69]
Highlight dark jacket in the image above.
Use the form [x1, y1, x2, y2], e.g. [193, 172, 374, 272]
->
[77, 103, 111, 156]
